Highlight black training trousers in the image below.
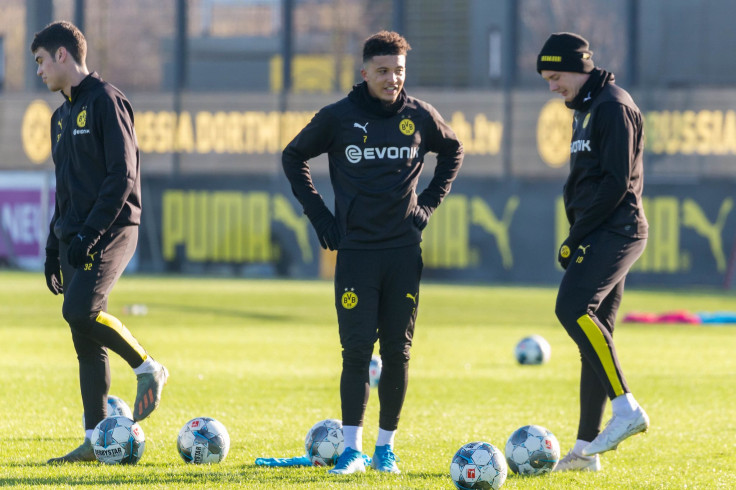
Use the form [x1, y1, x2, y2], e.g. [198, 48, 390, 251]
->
[334, 244, 422, 431]
[555, 229, 646, 442]
[59, 226, 147, 430]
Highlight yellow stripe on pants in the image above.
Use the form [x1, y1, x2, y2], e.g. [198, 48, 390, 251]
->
[577, 314, 624, 397]
[95, 311, 148, 362]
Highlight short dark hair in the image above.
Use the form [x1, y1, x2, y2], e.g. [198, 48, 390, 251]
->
[31, 21, 87, 65]
[362, 31, 411, 63]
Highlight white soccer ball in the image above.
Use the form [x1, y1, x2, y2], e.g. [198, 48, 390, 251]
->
[177, 417, 230, 464]
[91, 416, 145, 465]
[514, 335, 551, 365]
[450, 441, 507, 489]
[304, 418, 345, 466]
[82, 395, 133, 429]
[504, 425, 560, 475]
[369, 355, 382, 388]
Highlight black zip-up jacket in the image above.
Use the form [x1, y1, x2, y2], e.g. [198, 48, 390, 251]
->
[46, 72, 141, 249]
[282, 82, 463, 250]
[564, 69, 648, 248]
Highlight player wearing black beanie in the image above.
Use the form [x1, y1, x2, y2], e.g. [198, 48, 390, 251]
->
[538, 32, 650, 473]
[537, 32, 595, 74]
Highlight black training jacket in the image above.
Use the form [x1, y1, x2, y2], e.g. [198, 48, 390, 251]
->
[46, 72, 141, 249]
[282, 82, 463, 250]
[564, 79, 648, 248]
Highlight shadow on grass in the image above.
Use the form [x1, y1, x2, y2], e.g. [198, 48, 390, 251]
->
[139, 302, 296, 323]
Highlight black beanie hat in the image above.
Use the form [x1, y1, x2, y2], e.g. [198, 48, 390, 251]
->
[536, 32, 594, 74]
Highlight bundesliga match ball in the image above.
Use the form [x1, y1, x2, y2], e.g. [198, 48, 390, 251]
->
[450, 441, 507, 490]
[106, 395, 134, 419]
[82, 395, 133, 429]
[177, 417, 230, 464]
[304, 419, 345, 466]
[504, 425, 560, 475]
[369, 355, 382, 388]
[514, 335, 551, 365]
[91, 416, 145, 464]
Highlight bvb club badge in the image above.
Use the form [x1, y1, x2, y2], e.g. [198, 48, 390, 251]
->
[341, 289, 358, 309]
[560, 245, 571, 258]
[399, 118, 415, 136]
[77, 109, 87, 128]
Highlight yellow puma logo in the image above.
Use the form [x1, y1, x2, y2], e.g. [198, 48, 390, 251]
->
[87, 251, 98, 261]
[406, 293, 417, 304]
[578, 244, 591, 254]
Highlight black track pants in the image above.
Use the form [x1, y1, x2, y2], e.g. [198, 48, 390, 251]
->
[334, 244, 422, 430]
[555, 229, 646, 442]
[60, 226, 147, 430]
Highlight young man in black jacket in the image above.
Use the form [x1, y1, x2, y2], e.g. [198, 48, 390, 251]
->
[283, 31, 463, 474]
[32, 21, 168, 463]
[537, 32, 649, 472]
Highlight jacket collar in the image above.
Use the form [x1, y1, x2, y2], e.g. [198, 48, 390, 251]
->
[347, 81, 407, 117]
[63, 72, 101, 103]
[565, 68, 614, 112]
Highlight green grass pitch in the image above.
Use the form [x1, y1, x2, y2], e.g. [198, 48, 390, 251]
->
[1, 271, 735, 488]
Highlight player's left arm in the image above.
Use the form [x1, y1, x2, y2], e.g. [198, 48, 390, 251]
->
[83, 93, 139, 238]
[416, 106, 464, 211]
[567, 102, 639, 246]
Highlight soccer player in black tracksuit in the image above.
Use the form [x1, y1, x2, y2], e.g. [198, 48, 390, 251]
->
[537, 33, 649, 471]
[32, 21, 168, 463]
[282, 31, 463, 475]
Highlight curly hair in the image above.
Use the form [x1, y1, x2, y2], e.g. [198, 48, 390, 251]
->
[31, 21, 87, 65]
[362, 31, 411, 62]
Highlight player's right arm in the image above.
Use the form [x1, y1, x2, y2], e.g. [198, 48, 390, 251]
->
[281, 108, 338, 224]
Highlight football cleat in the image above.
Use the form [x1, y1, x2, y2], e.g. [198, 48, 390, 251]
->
[583, 406, 649, 456]
[47, 438, 96, 464]
[553, 449, 601, 472]
[371, 444, 400, 474]
[134, 363, 169, 421]
[328, 447, 365, 475]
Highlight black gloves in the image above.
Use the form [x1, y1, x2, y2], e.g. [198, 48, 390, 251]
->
[558, 238, 573, 270]
[310, 212, 340, 251]
[44, 248, 63, 295]
[67, 226, 101, 269]
[412, 204, 434, 231]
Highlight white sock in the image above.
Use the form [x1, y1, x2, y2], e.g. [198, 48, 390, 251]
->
[133, 356, 158, 375]
[342, 425, 362, 452]
[376, 428, 396, 448]
[611, 393, 639, 415]
[573, 439, 591, 455]
[85, 429, 94, 440]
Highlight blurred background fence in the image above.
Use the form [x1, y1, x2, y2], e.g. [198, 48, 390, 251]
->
[1, 0, 735, 287]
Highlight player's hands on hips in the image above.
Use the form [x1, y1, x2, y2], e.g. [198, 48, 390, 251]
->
[317, 218, 340, 251]
[412, 204, 433, 231]
[310, 211, 340, 251]
[558, 238, 573, 269]
[44, 248, 63, 295]
[67, 226, 101, 269]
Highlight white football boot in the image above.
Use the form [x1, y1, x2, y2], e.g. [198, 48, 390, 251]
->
[583, 406, 649, 456]
[554, 449, 601, 472]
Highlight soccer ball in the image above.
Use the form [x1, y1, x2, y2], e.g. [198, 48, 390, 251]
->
[450, 441, 507, 490]
[369, 355, 382, 388]
[177, 417, 230, 464]
[106, 395, 134, 419]
[91, 416, 145, 464]
[304, 418, 344, 466]
[514, 335, 551, 365]
[504, 425, 560, 475]
[82, 395, 133, 429]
